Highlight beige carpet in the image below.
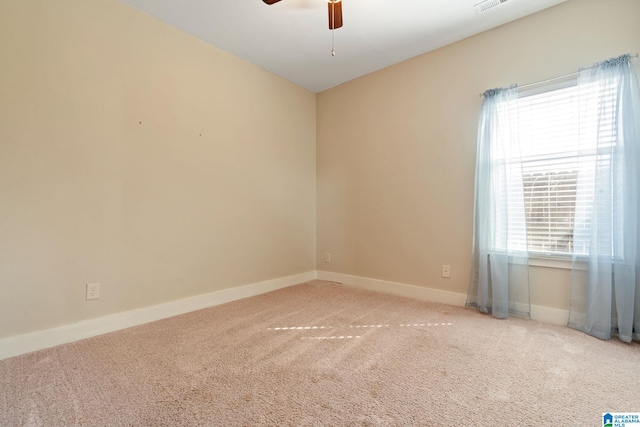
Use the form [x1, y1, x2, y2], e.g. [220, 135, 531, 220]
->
[1, 280, 639, 426]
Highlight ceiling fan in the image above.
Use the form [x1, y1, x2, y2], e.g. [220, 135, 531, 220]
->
[262, 0, 343, 30]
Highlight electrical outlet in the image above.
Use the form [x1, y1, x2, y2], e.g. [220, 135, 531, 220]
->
[441, 265, 451, 278]
[86, 283, 100, 300]
[324, 252, 331, 263]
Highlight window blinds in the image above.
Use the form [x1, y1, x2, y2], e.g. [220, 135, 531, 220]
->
[502, 80, 616, 256]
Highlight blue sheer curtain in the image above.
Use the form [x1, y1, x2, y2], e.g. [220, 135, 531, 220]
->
[568, 55, 640, 342]
[466, 86, 531, 319]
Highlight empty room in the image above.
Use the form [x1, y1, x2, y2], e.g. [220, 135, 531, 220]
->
[1, 0, 639, 425]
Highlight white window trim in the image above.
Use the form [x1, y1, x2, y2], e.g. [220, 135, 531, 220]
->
[502, 253, 587, 270]
[528, 255, 574, 270]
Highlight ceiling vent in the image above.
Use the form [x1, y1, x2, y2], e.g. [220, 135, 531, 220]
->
[474, 0, 509, 13]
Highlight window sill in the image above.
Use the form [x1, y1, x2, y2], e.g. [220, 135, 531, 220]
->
[528, 256, 573, 270]
[528, 255, 588, 270]
[497, 252, 587, 270]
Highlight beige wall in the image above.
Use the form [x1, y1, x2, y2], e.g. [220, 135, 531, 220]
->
[0, 0, 316, 338]
[316, 0, 640, 310]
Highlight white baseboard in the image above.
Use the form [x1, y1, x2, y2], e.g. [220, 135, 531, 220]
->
[530, 304, 569, 326]
[0, 271, 317, 361]
[317, 271, 467, 306]
[1, 270, 570, 361]
[317, 270, 569, 326]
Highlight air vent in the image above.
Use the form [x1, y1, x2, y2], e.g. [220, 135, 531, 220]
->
[474, 0, 509, 13]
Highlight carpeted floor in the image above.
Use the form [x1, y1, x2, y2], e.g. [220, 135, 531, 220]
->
[1, 280, 639, 426]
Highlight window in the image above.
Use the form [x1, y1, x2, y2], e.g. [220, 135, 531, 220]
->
[502, 79, 617, 257]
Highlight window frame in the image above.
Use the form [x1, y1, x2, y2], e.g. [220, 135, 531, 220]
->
[506, 78, 585, 262]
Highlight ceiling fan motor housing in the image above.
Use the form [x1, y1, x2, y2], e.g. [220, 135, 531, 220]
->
[328, 0, 343, 30]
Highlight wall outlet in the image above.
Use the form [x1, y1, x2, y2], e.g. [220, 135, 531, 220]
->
[86, 283, 100, 300]
[324, 252, 331, 263]
[441, 265, 451, 278]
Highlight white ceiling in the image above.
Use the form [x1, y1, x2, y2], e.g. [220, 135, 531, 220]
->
[117, 0, 567, 92]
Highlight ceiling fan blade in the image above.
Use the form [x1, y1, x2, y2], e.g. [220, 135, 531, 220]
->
[328, 0, 343, 30]
[263, 0, 282, 4]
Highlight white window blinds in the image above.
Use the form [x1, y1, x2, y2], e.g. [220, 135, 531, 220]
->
[502, 79, 617, 256]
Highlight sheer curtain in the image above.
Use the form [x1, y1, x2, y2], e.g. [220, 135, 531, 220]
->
[568, 54, 640, 342]
[466, 86, 531, 319]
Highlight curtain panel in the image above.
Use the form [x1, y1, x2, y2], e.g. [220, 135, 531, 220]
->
[568, 54, 640, 343]
[466, 86, 531, 319]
